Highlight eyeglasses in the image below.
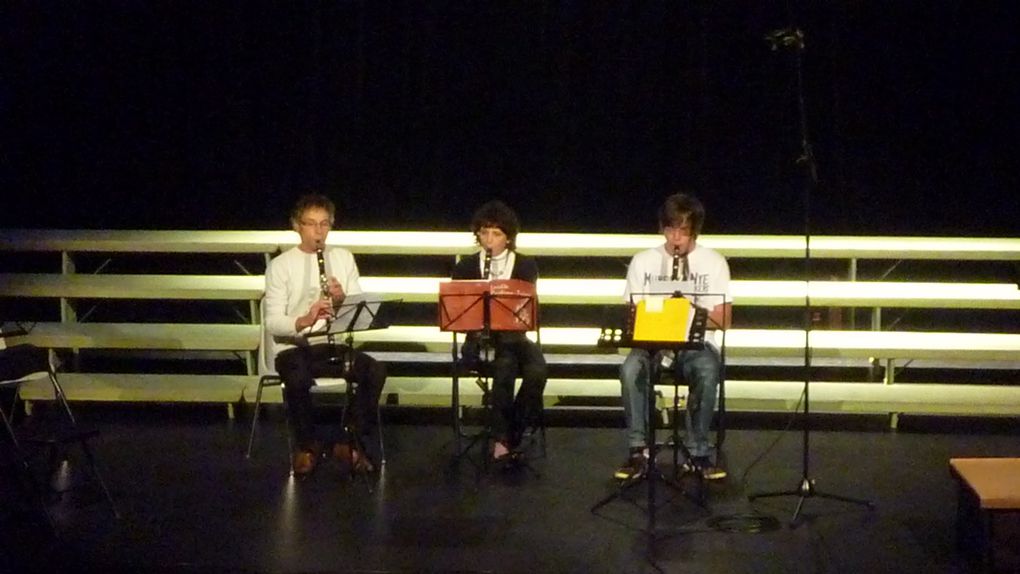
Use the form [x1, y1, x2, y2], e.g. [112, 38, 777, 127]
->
[663, 225, 692, 237]
[299, 220, 332, 230]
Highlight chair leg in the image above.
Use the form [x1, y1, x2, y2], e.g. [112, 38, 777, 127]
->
[246, 378, 267, 459]
[538, 403, 547, 458]
[46, 369, 119, 517]
[673, 385, 682, 470]
[375, 403, 385, 466]
[46, 369, 77, 427]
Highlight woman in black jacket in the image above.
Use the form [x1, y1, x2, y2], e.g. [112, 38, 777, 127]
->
[452, 200, 548, 461]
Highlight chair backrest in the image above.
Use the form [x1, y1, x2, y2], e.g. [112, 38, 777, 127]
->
[257, 299, 277, 377]
[1, 324, 52, 384]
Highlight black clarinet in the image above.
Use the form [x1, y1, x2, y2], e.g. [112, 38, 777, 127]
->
[483, 248, 492, 279]
[316, 247, 339, 361]
[671, 248, 681, 281]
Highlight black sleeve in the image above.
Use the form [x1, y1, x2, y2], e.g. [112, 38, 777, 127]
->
[513, 253, 539, 284]
[452, 254, 480, 280]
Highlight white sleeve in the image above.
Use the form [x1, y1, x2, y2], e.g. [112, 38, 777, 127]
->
[264, 257, 300, 338]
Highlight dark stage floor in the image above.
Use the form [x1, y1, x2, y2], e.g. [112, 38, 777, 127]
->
[3, 406, 1018, 574]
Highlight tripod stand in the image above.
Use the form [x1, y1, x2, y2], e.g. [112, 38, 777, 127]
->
[591, 298, 712, 560]
[320, 295, 394, 478]
[747, 26, 872, 523]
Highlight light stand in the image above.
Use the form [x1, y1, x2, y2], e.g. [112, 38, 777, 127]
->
[747, 26, 873, 523]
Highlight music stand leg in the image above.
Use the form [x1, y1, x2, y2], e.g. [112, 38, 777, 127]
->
[590, 360, 703, 563]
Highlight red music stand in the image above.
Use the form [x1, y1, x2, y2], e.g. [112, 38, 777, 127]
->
[438, 279, 538, 462]
[438, 279, 537, 333]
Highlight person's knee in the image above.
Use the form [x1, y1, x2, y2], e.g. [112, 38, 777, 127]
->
[369, 359, 386, 383]
[521, 364, 547, 386]
[620, 357, 645, 384]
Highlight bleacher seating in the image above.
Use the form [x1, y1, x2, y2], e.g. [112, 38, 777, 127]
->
[2, 228, 1019, 424]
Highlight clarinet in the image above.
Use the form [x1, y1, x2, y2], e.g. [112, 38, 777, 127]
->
[671, 248, 681, 281]
[316, 246, 339, 358]
[483, 248, 492, 279]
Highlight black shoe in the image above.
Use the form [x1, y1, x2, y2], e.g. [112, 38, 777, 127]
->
[614, 450, 648, 481]
[689, 456, 727, 481]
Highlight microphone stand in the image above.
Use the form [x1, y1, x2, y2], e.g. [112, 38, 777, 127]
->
[747, 26, 873, 524]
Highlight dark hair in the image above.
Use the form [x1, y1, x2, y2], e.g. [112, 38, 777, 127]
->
[471, 200, 520, 249]
[657, 193, 705, 236]
[290, 194, 336, 225]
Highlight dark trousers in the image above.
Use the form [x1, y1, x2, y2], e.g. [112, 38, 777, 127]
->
[275, 344, 386, 458]
[489, 334, 547, 446]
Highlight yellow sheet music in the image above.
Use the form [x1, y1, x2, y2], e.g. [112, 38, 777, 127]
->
[633, 297, 694, 343]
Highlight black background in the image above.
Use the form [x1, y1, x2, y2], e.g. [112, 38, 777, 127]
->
[3, 1, 1018, 236]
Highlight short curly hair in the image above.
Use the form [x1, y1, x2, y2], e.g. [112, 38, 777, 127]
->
[470, 200, 520, 249]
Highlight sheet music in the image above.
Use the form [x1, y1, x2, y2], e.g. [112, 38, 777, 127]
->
[328, 292, 388, 334]
[304, 293, 391, 338]
[640, 279, 721, 311]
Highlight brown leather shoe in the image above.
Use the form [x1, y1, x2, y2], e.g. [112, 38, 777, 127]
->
[292, 449, 318, 476]
[333, 443, 374, 474]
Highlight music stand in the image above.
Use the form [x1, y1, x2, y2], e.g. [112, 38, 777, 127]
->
[439, 280, 537, 463]
[311, 293, 396, 477]
[591, 293, 710, 560]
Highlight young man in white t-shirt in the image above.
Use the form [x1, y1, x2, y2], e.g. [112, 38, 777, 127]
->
[616, 193, 732, 482]
[263, 194, 386, 476]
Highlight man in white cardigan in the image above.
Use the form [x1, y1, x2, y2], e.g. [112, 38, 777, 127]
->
[263, 194, 386, 476]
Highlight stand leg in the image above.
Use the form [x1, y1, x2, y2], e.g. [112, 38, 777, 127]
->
[750, 477, 873, 524]
[590, 359, 704, 565]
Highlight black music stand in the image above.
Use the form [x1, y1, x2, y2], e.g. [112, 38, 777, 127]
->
[438, 280, 537, 467]
[591, 293, 710, 560]
[314, 294, 396, 477]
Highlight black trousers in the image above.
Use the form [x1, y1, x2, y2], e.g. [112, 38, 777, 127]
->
[488, 334, 547, 446]
[275, 343, 386, 459]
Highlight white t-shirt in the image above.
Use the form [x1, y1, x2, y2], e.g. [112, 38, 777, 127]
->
[263, 245, 363, 361]
[623, 243, 731, 343]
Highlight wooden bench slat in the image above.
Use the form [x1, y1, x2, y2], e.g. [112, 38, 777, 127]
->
[361, 277, 1020, 308]
[351, 326, 1020, 361]
[9, 322, 1019, 361]
[18, 373, 250, 403]
[19, 372, 1020, 417]
[0, 274, 264, 300]
[12, 323, 259, 351]
[4, 229, 1020, 259]
[5, 273, 1019, 309]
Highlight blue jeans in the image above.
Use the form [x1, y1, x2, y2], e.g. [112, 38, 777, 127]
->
[620, 346, 720, 458]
